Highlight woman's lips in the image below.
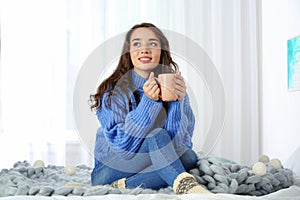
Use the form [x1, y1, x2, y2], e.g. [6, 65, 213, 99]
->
[138, 57, 152, 64]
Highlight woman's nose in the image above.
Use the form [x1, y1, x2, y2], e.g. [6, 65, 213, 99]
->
[141, 49, 149, 54]
[140, 46, 150, 54]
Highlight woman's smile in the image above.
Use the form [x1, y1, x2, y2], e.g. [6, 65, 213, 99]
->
[138, 56, 152, 64]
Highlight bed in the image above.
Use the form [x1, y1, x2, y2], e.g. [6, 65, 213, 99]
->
[1, 148, 300, 200]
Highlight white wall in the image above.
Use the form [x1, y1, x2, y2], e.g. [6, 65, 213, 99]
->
[262, 0, 300, 164]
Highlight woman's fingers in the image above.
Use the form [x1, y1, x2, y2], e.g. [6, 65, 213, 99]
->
[174, 72, 186, 100]
[143, 72, 160, 101]
[149, 84, 160, 100]
[175, 84, 185, 94]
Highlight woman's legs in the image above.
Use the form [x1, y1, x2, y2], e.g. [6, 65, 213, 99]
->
[91, 160, 134, 186]
[91, 128, 199, 190]
[124, 128, 186, 189]
[92, 150, 199, 189]
[139, 128, 186, 184]
[125, 144, 198, 189]
[178, 148, 198, 171]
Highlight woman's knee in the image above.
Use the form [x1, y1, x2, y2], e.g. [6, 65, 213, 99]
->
[146, 128, 172, 148]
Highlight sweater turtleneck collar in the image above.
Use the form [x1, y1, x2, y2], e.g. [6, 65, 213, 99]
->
[131, 70, 148, 89]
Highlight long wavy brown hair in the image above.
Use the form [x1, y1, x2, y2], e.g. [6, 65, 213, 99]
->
[90, 23, 178, 111]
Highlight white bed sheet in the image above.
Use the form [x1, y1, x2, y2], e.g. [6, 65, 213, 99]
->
[1, 177, 299, 200]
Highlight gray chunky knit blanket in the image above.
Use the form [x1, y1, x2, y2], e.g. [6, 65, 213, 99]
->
[0, 157, 294, 197]
[190, 157, 294, 196]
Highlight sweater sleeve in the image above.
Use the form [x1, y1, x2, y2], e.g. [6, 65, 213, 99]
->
[164, 94, 195, 149]
[96, 91, 163, 159]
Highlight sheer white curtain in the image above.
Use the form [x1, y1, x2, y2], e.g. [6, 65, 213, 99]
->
[181, 0, 261, 165]
[1, 0, 68, 168]
[0, 38, 2, 137]
[0, 0, 260, 168]
[0, 62, 2, 138]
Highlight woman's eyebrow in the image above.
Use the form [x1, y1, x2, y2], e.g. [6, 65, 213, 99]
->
[131, 38, 140, 42]
[131, 38, 159, 42]
[149, 38, 159, 41]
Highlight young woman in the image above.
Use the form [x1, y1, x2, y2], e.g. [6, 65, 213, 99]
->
[89, 23, 209, 194]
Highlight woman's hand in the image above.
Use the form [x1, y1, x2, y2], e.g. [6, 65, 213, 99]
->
[143, 72, 160, 101]
[174, 71, 186, 101]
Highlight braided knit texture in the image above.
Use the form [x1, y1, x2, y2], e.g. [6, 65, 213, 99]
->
[189, 157, 294, 196]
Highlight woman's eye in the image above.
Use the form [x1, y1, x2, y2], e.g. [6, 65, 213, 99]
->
[133, 42, 141, 47]
[150, 42, 157, 47]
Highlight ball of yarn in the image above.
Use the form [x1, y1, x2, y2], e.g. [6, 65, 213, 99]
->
[252, 162, 266, 176]
[64, 165, 76, 175]
[258, 155, 270, 164]
[33, 160, 45, 168]
[270, 158, 282, 169]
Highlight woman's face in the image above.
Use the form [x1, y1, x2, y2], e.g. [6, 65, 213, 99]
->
[130, 28, 161, 78]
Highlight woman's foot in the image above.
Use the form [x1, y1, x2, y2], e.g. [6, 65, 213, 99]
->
[111, 178, 126, 189]
[173, 172, 210, 194]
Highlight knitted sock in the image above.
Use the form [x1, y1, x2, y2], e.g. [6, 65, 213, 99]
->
[111, 178, 126, 189]
[173, 172, 210, 194]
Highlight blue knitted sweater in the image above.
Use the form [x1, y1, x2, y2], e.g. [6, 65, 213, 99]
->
[94, 70, 195, 163]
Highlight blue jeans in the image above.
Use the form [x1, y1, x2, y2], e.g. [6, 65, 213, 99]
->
[91, 128, 198, 190]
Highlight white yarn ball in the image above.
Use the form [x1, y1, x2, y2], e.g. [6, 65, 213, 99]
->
[33, 160, 45, 168]
[64, 165, 76, 175]
[270, 158, 282, 169]
[258, 155, 270, 164]
[252, 162, 266, 176]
